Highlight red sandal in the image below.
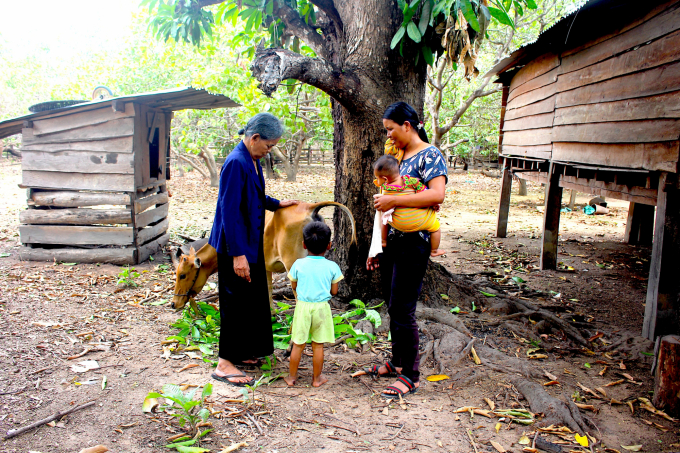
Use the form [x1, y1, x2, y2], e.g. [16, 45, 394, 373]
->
[382, 375, 418, 399]
[365, 361, 398, 378]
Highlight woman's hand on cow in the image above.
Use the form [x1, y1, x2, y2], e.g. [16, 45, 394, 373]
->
[279, 199, 300, 208]
[374, 194, 397, 212]
[366, 256, 380, 271]
[233, 255, 251, 282]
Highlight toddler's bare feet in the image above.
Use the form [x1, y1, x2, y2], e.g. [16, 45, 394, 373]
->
[283, 374, 297, 386]
[312, 374, 329, 387]
[431, 249, 446, 257]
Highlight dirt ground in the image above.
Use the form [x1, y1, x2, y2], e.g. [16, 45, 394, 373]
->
[0, 158, 677, 453]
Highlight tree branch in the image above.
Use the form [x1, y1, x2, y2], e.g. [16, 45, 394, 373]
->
[439, 77, 500, 136]
[250, 48, 360, 109]
[308, 0, 343, 31]
[197, 0, 226, 7]
[441, 138, 469, 151]
[272, 1, 329, 58]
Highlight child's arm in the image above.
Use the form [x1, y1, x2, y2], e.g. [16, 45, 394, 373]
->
[330, 282, 339, 296]
[381, 222, 388, 247]
[291, 281, 297, 291]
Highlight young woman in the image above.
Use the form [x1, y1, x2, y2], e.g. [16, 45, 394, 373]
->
[366, 102, 448, 398]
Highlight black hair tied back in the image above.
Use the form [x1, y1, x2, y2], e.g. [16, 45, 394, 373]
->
[383, 101, 429, 144]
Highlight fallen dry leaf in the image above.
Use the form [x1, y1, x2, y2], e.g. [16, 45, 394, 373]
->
[620, 445, 642, 452]
[604, 379, 624, 387]
[543, 380, 560, 386]
[575, 403, 597, 412]
[619, 361, 626, 370]
[470, 346, 481, 365]
[638, 397, 678, 422]
[543, 370, 558, 380]
[599, 366, 608, 376]
[79, 446, 108, 453]
[426, 374, 450, 382]
[142, 397, 159, 413]
[490, 440, 506, 452]
[220, 442, 248, 453]
[484, 397, 495, 411]
[178, 364, 199, 373]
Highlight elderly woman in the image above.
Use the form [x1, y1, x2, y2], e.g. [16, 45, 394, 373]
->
[209, 113, 298, 386]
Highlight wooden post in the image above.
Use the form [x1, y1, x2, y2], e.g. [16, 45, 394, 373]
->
[624, 202, 655, 245]
[518, 179, 527, 196]
[568, 190, 577, 209]
[643, 173, 680, 340]
[540, 162, 563, 270]
[496, 158, 512, 238]
[653, 335, 680, 416]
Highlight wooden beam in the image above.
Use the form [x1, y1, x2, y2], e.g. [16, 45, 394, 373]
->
[643, 172, 680, 340]
[21, 171, 135, 192]
[137, 218, 169, 246]
[136, 233, 170, 264]
[135, 203, 169, 229]
[22, 150, 135, 174]
[518, 179, 528, 196]
[20, 225, 134, 246]
[496, 160, 512, 238]
[30, 191, 130, 207]
[624, 202, 655, 245]
[17, 246, 135, 265]
[134, 192, 169, 213]
[540, 162, 563, 270]
[20, 208, 132, 225]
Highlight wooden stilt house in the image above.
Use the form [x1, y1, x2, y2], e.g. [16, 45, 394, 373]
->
[0, 87, 239, 265]
[487, 0, 680, 340]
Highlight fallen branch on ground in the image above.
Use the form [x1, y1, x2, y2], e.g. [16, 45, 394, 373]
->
[5, 400, 96, 439]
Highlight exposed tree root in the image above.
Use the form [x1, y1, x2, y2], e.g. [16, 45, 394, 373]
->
[603, 331, 654, 362]
[419, 315, 541, 378]
[417, 306, 471, 337]
[511, 379, 587, 435]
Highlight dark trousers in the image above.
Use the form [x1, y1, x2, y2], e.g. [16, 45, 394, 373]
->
[379, 230, 430, 383]
[217, 250, 274, 363]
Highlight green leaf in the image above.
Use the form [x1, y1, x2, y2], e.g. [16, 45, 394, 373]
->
[640, 351, 654, 357]
[418, 0, 432, 35]
[0, 253, 10, 257]
[512, 276, 526, 284]
[488, 6, 514, 27]
[390, 26, 406, 49]
[406, 21, 422, 43]
[201, 382, 213, 400]
[349, 299, 365, 309]
[480, 291, 497, 297]
[450, 306, 461, 313]
[525, 0, 537, 9]
[440, 294, 449, 300]
[363, 309, 382, 328]
[164, 440, 197, 448]
[61, 262, 77, 266]
[584, 362, 591, 368]
[197, 407, 210, 422]
[176, 447, 210, 453]
[161, 384, 187, 404]
[459, 0, 480, 32]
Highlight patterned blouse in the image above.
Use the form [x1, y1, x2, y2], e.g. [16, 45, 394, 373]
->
[399, 145, 448, 184]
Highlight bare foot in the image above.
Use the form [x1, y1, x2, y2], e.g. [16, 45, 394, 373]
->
[430, 249, 447, 257]
[283, 374, 297, 386]
[312, 374, 329, 387]
[376, 364, 402, 376]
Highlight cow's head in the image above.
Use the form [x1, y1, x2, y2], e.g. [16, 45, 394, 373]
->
[171, 247, 203, 310]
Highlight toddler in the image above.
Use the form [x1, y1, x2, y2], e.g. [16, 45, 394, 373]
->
[374, 154, 445, 257]
[284, 221, 343, 387]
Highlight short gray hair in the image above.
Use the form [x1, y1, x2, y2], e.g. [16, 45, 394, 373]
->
[237, 113, 284, 140]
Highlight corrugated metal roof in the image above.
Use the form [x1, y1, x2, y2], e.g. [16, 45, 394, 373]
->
[0, 87, 240, 140]
[485, 0, 673, 79]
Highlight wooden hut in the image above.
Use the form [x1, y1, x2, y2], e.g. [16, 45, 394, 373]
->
[487, 0, 680, 340]
[0, 87, 239, 265]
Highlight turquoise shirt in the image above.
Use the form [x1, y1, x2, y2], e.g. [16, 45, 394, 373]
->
[287, 256, 344, 303]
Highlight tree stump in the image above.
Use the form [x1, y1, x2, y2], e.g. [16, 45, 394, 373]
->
[653, 335, 680, 415]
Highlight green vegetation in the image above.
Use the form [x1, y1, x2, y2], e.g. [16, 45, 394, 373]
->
[116, 266, 141, 287]
[146, 383, 213, 442]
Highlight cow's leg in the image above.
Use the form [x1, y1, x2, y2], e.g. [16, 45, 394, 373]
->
[267, 270, 274, 309]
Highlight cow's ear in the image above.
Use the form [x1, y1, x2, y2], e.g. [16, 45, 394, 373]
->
[189, 247, 196, 255]
[175, 248, 183, 259]
[194, 257, 202, 268]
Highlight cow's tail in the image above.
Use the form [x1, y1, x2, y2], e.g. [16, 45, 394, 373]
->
[310, 201, 357, 245]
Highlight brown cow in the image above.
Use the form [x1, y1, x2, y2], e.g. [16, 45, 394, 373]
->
[171, 201, 356, 311]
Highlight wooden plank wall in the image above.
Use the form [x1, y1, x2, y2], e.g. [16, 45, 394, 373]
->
[21, 103, 137, 192]
[501, 0, 680, 172]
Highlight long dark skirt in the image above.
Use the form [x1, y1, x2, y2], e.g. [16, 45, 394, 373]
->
[217, 251, 273, 362]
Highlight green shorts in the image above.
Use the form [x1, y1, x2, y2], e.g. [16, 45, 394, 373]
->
[290, 300, 335, 345]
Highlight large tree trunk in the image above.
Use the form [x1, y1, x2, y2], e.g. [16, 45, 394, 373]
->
[250, 0, 428, 299]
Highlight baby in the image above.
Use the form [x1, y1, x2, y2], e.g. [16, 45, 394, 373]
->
[374, 154, 445, 257]
[284, 221, 343, 387]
